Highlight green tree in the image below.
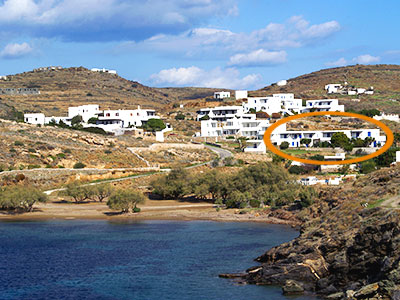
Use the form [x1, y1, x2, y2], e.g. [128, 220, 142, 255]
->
[107, 189, 146, 213]
[71, 115, 83, 126]
[88, 184, 115, 202]
[280, 141, 289, 150]
[63, 182, 97, 203]
[248, 108, 256, 114]
[144, 118, 166, 132]
[150, 168, 192, 199]
[300, 138, 312, 147]
[0, 186, 48, 212]
[331, 132, 350, 148]
[200, 115, 210, 121]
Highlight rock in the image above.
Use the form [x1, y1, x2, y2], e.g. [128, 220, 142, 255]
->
[346, 289, 355, 298]
[354, 282, 379, 298]
[326, 292, 344, 299]
[282, 280, 304, 295]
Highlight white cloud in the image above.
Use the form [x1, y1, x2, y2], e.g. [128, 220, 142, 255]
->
[353, 54, 380, 64]
[0, 42, 33, 58]
[228, 49, 287, 67]
[150, 66, 262, 89]
[115, 16, 341, 58]
[325, 57, 348, 67]
[0, 0, 238, 41]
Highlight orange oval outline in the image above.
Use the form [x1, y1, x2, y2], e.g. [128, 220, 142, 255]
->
[263, 111, 394, 165]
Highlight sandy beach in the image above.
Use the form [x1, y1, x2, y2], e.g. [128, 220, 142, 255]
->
[0, 198, 297, 225]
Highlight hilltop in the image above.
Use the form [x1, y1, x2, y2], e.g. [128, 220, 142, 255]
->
[0, 67, 223, 117]
[252, 64, 400, 114]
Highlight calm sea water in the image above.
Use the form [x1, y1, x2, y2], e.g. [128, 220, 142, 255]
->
[0, 220, 318, 300]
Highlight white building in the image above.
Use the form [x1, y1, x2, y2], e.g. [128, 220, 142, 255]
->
[396, 151, 400, 164]
[68, 104, 101, 122]
[300, 176, 318, 186]
[302, 99, 344, 112]
[325, 84, 342, 94]
[24, 104, 165, 136]
[99, 106, 159, 128]
[245, 123, 386, 153]
[276, 80, 287, 86]
[373, 113, 400, 123]
[214, 91, 231, 99]
[24, 113, 45, 125]
[200, 115, 269, 137]
[235, 90, 248, 100]
[91, 68, 117, 75]
[244, 94, 303, 115]
[196, 106, 245, 121]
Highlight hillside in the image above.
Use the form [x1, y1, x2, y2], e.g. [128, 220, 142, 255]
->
[0, 67, 221, 117]
[252, 64, 400, 114]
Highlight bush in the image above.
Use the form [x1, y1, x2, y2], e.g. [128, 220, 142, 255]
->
[81, 127, 107, 135]
[71, 115, 83, 126]
[107, 189, 146, 213]
[64, 149, 72, 154]
[73, 162, 86, 169]
[280, 142, 289, 150]
[288, 165, 307, 175]
[360, 160, 376, 174]
[104, 150, 112, 154]
[299, 187, 317, 207]
[199, 115, 210, 121]
[56, 153, 66, 159]
[14, 141, 24, 146]
[15, 174, 26, 182]
[88, 117, 98, 124]
[28, 148, 36, 153]
[175, 113, 185, 120]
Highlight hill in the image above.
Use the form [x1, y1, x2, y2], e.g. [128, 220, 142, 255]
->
[0, 67, 221, 118]
[252, 64, 400, 114]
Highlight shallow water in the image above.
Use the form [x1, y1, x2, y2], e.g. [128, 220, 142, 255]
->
[0, 220, 318, 299]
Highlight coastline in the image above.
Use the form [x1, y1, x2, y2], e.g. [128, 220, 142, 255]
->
[0, 201, 299, 226]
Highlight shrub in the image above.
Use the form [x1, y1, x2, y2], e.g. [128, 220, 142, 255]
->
[64, 149, 72, 154]
[14, 141, 24, 146]
[81, 127, 107, 135]
[299, 187, 317, 207]
[280, 142, 289, 150]
[28, 148, 36, 153]
[199, 115, 210, 121]
[88, 117, 98, 124]
[360, 160, 376, 174]
[15, 174, 26, 182]
[73, 162, 86, 169]
[288, 165, 308, 175]
[56, 153, 66, 159]
[104, 150, 112, 154]
[175, 113, 185, 120]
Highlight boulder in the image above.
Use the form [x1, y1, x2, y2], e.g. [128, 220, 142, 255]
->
[282, 280, 304, 295]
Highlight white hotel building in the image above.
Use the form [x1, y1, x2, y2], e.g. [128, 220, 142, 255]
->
[245, 123, 386, 153]
[24, 105, 162, 135]
[243, 93, 303, 115]
[302, 99, 344, 112]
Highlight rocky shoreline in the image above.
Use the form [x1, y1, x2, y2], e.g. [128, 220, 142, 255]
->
[221, 167, 400, 299]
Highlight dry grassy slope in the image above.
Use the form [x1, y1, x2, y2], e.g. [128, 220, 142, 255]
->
[252, 64, 400, 113]
[0, 67, 223, 117]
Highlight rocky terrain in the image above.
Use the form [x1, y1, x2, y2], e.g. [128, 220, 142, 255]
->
[0, 67, 227, 118]
[230, 166, 400, 299]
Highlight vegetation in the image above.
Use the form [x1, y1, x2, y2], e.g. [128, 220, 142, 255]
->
[71, 115, 83, 126]
[63, 183, 115, 203]
[107, 189, 146, 213]
[280, 142, 289, 150]
[150, 162, 316, 209]
[199, 115, 210, 121]
[143, 118, 166, 132]
[73, 162, 86, 169]
[175, 113, 185, 120]
[0, 185, 48, 212]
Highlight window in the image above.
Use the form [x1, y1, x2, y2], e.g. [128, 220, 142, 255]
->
[106, 113, 110, 117]
[115, 113, 119, 117]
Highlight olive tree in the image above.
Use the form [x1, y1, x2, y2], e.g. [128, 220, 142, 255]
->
[107, 189, 146, 213]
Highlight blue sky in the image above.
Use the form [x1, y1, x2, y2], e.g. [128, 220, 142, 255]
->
[0, 0, 399, 89]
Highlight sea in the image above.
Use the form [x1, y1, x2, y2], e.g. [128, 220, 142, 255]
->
[0, 220, 318, 300]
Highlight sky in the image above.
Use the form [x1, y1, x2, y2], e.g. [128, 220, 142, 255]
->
[0, 0, 399, 90]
